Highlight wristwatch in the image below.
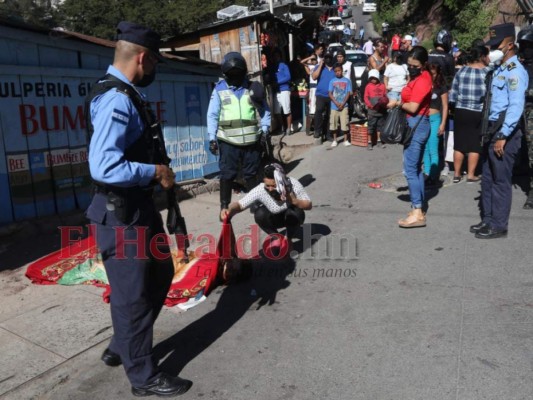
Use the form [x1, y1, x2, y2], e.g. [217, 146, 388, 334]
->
[493, 132, 506, 140]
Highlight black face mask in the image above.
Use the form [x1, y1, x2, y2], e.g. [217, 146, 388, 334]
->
[137, 72, 156, 88]
[325, 58, 334, 67]
[520, 47, 533, 62]
[408, 66, 422, 79]
[225, 71, 246, 87]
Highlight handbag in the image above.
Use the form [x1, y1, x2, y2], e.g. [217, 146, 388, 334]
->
[380, 106, 407, 144]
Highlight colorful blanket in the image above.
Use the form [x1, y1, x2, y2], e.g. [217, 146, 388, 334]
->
[26, 220, 237, 309]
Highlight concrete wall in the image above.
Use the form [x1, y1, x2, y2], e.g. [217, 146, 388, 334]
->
[0, 25, 219, 225]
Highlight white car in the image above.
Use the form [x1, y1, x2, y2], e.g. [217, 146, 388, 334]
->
[362, 0, 377, 14]
[326, 17, 345, 32]
[327, 42, 354, 56]
[345, 50, 368, 87]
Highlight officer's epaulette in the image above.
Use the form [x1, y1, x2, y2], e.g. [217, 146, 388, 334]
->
[507, 62, 517, 71]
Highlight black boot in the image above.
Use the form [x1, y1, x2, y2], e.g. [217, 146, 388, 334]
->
[524, 191, 533, 209]
[219, 179, 232, 220]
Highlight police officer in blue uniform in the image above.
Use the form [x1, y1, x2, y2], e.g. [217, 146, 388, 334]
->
[207, 52, 271, 221]
[470, 23, 528, 239]
[85, 21, 192, 396]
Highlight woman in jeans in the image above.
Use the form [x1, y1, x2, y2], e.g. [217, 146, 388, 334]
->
[423, 63, 449, 186]
[448, 46, 490, 182]
[388, 46, 433, 228]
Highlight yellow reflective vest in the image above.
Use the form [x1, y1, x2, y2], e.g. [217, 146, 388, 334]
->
[216, 83, 259, 146]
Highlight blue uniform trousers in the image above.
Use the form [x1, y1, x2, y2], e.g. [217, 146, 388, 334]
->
[218, 140, 261, 181]
[86, 192, 174, 387]
[481, 129, 523, 230]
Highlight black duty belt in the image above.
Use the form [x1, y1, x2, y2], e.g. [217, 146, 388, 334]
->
[92, 182, 153, 198]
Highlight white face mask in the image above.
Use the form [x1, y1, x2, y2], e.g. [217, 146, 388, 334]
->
[488, 49, 504, 67]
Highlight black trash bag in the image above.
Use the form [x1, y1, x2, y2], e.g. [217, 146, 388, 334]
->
[381, 106, 407, 144]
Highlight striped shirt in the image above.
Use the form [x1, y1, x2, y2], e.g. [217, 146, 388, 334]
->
[449, 66, 489, 112]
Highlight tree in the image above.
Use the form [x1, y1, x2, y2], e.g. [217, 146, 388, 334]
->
[0, 0, 57, 28]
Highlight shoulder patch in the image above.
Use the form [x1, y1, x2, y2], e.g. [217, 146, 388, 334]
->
[509, 77, 519, 91]
[507, 62, 516, 71]
[112, 108, 129, 125]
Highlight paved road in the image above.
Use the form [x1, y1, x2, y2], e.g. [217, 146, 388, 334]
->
[1, 136, 533, 399]
[343, 1, 379, 40]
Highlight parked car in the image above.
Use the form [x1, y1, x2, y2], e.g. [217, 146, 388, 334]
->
[326, 17, 345, 32]
[327, 42, 354, 56]
[345, 50, 368, 88]
[362, 0, 377, 14]
[341, 5, 353, 18]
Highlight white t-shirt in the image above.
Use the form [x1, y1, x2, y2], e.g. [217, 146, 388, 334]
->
[363, 40, 374, 55]
[384, 63, 408, 92]
[349, 21, 356, 30]
[238, 177, 310, 214]
[342, 61, 353, 81]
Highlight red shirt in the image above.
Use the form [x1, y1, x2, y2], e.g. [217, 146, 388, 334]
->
[391, 35, 401, 51]
[364, 82, 387, 110]
[401, 70, 432, 116]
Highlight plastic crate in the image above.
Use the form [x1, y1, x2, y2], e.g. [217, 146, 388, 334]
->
[350, 124, 368, 147]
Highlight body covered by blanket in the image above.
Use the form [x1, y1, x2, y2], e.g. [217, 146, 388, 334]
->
[26, 220, 248, 308]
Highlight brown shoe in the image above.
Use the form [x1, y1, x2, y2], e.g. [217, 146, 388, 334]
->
[398, 209, 426, 228]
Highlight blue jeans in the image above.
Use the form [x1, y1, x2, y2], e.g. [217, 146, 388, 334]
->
[423, 113, 441, 179]
[403, 115, 430, 208]
[387, 91, 401, 101]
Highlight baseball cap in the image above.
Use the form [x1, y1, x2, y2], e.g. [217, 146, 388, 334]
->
[116, 21, 165, 61]
[368, 69, 380, 81]
[403, 34, 413, 41]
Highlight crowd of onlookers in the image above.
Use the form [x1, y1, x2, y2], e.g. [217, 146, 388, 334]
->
[273, 28, 495, 186]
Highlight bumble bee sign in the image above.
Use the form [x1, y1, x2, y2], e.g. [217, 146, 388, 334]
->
[0, 25, 218, 225]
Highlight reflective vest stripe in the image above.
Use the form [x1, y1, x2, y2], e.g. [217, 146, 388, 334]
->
[216, 88, 259, 146]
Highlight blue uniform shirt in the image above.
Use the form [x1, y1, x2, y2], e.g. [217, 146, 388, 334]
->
[207, 79, 271, 141]
[489, 55, 528, 137]
[88, 66, 156, 187]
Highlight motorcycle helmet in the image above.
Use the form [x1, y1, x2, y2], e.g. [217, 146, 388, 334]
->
[221, 52, 247, 75]
[518, 25, 533, 45]
[434, 29, 452, 52]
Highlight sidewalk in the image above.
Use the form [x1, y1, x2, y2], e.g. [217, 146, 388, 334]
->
[1, 134, 533, 400]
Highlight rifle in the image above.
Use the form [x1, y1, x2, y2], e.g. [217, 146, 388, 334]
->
[136, 96, 190, 262]
[480, 72, 494, 146]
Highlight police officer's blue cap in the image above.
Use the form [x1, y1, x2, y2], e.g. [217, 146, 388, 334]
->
[116, 21, 165, 61]
[486, 23, 516, 47]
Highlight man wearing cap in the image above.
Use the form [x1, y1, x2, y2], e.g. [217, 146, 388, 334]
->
[85, 21, 193, 396]
[470, 23, 528, 239]
[207, 52, 271, 221]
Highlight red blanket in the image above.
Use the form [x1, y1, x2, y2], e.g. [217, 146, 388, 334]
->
[26, 220, 237, 308]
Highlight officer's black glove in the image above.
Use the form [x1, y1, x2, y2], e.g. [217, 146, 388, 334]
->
[209, 140, 219, 155]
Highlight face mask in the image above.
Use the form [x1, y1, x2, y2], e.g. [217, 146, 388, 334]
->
[488, 49, 504, 67]
[325, 58, 334, 67]
[136, 72, 156, 88]
[225, 71, 246, 87]
[407, 66, 422, 78]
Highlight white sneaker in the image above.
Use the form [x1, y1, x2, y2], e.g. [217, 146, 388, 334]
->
[441, 165, 450, 176]
[330, 140, 338, 148]
[343, 141, 352, 147]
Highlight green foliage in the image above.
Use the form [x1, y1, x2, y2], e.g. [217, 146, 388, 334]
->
[54, 0, 253, 39]
[374, 0, 499, 51]
[452, 0, 498, 49]
[0, 0, 57, 28]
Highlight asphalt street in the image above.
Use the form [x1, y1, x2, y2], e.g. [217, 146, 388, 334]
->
[1, 133, 533, 400]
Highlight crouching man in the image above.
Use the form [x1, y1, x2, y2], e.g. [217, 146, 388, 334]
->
[221, 163, 312, 244]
